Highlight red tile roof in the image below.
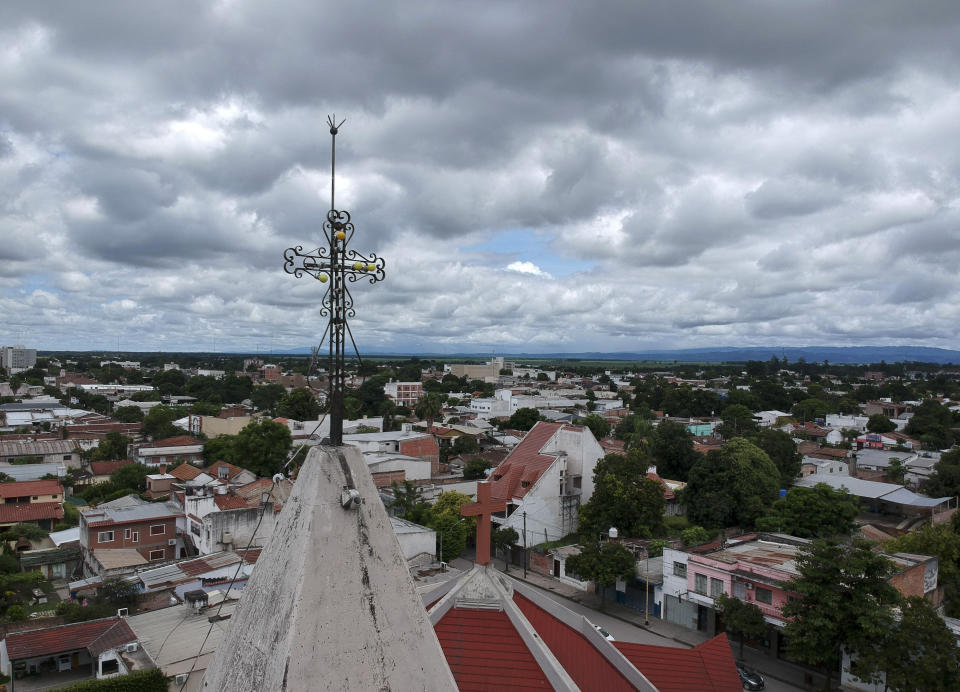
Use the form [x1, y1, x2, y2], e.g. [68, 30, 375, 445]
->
[214, 495, 251, 510]
[89, 460, 133, 476]
[169, 463, 203, 481]
[205, 460, 246, 480]
[489, 422, 564, 501]
[0, 502, 64, 524]
[513, 593, 636, 691]
[435, 607, 552, 690]
[4, 617, 136, 660]
[614, 634, 742, 692]
[0, 480, 63, 499]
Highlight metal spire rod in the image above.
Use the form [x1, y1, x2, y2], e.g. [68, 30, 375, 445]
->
[283, 116, 386, 446]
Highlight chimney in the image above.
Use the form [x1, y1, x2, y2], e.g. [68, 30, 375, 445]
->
[160, 464, 167, 475]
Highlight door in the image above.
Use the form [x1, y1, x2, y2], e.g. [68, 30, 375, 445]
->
[553, 560, 561, 577]
[72, 652, 79, 669]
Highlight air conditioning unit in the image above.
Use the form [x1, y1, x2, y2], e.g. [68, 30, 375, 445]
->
[168, 539, 177, 546]
[116, 608, 129, 617]
[125, 642, 138, 653]
[175, 673, 189, 685]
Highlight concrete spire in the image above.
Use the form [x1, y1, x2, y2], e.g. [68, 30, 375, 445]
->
[202, 446, 457, 691]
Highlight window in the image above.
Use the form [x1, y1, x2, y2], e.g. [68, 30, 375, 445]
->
[755, 587, 773, 605]
[100, 658, 119, 675]
[710, 578, 725, 597]
[148, 549, 165, 561]
[63, 455, 71, 461]
[673, 562, 687, 578]
[98, 531, 114, 543]
[149, 524, 165, 536]
[695, 573, 707, 595]
[32, 496, 38, 500]
[131, 531, 139, 543]
[124, 528, 131, 540]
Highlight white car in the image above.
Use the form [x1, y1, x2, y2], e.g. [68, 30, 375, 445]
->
[592, 624, 615, 641]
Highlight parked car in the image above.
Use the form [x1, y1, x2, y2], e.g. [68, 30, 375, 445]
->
[737, 665, 764, 690]
[592, 624, 615, 641]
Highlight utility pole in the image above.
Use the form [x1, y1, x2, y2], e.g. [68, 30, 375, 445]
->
[522, 512, 527, 578]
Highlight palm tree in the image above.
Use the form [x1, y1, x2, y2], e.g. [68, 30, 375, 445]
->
[415, 394, 443, 430]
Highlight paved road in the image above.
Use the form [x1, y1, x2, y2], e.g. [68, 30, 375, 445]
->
[519, 578, 804, 692]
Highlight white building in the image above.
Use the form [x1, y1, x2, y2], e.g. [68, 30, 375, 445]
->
[0, 345, 37, 374]
[824, 413, 870, 433]
[382, 380, 424, 408]
[488, 421, 604, 547]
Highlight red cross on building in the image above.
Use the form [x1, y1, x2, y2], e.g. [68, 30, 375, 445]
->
[460, 481, 507, 566]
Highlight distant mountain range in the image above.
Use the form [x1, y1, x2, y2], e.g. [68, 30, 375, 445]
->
[270, 345, 960, 365]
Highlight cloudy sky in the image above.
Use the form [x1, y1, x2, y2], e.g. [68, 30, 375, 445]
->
[3, 1, 960, 355]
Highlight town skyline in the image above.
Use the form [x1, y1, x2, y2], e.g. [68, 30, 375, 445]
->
[3, 2, 960, 354]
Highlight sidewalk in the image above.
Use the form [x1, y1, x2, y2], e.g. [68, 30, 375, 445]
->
[456, 557, 832, 691]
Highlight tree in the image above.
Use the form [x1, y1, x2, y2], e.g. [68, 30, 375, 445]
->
[564, 541, 637, 610]
[251, 383, 286, 413]
[505, 407, 541, 432]
[884, 522, 960, 616]
[717, 404, 757, 439]
[451, 435, 479, 457]
[430, 513, 467, 563]
[109, 463, 150, 492]
[749, 429, 802, 488]
[923, 447, 960, 499]
[276, 388, 320, 421]
[905, 399, 955, 449]
[578, 451, 665, 540]
[113, 406, 143, 423]
[614, 414, 653, 450]
[151, 369, 186, 396]
[230, 420, 293, 476]
[782, 539, 900, 690]
[681, 526, 710, 546]
[867, 413, 896, 434]
[89, 432, 132, 461]
[649, 420, 699, 481]
[492, 526, 519, 572]
[755, 484, 858, 537]
[462, 457, 492, 480]
[415, 394, 443, 429]
[99, 577, 140, 608]
[391, 481, 433, 525]
[791, 398, 830, 423]
[886, 457, 907, 485]
[715, 593, 766, 658]
[141, 404, 186, 440]
[203, 435, 235, 465]
[684, 439, 779, 529]
[855, 596, 960, 692]
[581, 414, 611, 441]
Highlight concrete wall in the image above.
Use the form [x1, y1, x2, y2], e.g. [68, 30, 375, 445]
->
[198, 506, 277, 555]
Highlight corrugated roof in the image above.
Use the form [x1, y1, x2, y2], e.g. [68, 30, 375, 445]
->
[0, 440, 76, 456]
[0, 479, 63, 498]
[4, 617, 136, 660]
[489, 422, 563, 501]
[145, 435, 202, 448]
[82, 501, 182, 526]
[89, 460, 134, 476]
[615, 634, 742, 692]
[513, 592, 636, 691]
[93, 549, 149, 569]
[434, 607, 552, 690]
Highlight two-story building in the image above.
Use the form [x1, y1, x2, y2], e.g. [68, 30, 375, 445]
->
[0, 479, 65, 530]
[133, 436, 203, 467]
[79, 501, 184, 577]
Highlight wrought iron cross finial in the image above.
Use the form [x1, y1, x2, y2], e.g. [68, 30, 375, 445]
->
[283, 118, 386, 446]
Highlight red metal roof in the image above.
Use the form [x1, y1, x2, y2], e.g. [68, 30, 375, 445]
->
[513, 593, 636, 692]
[435, 607, 552, 690]
[489, 422, 564, 501]
[169, 463, 203, 481]
[4, 617, 136, 660]
[0, 480, 63, 499]
[146, 435, 202, 448]
[0, 502, 64, 524]
[614, 634, 742, 692]
[89, 460, 133, 476]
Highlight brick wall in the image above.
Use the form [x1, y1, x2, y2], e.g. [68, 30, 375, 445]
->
[530, 551, 555, 577]
[371, 470, 406, 489]
[889, 562, 926, 599]
[398, 437, 440, 476]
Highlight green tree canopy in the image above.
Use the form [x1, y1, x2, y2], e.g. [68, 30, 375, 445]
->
[649, 420, 699, 481]
[923, 447, 960, 499]
[714, 593, 766, 658]
[89, 432, 132, 461]
[415, 393, 443, 428]
[228, 419, 293, 477]
[782, 538, 900, 690]
[276, 387, 321, 421]
[564, 541, 637, 610]
[717, 404, 757, 438]
[492, 526, 519, 571]
[462, 457, 492, 480]
[580, 414, 611, 441]
[791, 397, 830, 422]
[250, 383, 287, 413]
[748, 428, 802, 489]
[505, 407, 541, 432]
[578, 450, 665, 540]
[866, 413, 896, 433]
[755, 484, 859, 537]
[109, 463, 149, 492]
[141, 404, 187, 441]
[684, 438, 779, 529]
[112, 406, 143, 423]
[905, 399, 955, 449]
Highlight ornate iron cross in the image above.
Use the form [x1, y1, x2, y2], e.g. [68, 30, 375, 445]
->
[283, 116, 386, 446]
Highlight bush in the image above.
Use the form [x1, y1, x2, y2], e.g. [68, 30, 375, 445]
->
[681, 526, 711, 546]
[6, 604, 25, 621]
[58, 668, 168, 692]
